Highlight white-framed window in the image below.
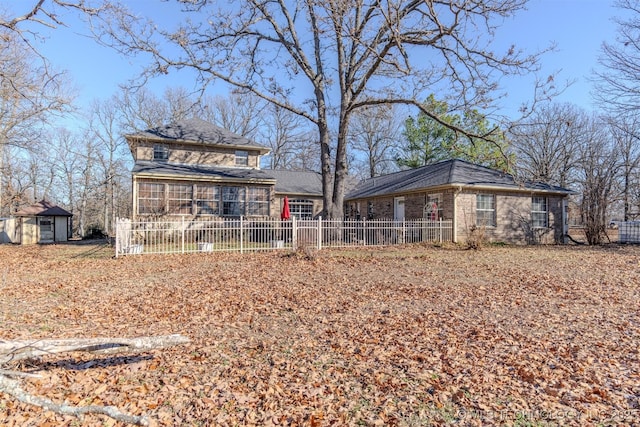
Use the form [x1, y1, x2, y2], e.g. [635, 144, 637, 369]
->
[167, 184, 193, 215]
[195, 185, 219, 215]
[153, 144, 169, 161]
[138, 183, 165, 214]
[476, 194, 496, 227]
[290, 199, 314, 219]
[222, 186, 246, 216]
[235, 150, 249, 166]
[247, 187, 270, 216]
[532, 196, 548, 228]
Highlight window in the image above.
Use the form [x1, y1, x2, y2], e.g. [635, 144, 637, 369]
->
[222, 187, 246, 216]
[138, 183, 165, 214]
[425, 194, 442, 220]
[247, 187, 270, 216]
[153, 144, 169, 161]
[167, 184, 193, 214]
[476, 194, 496, 227]
[532, 196, 548, 228]
[39, 219, 52, 232]
[196, 185, 219, 215]
[290, 199, 314, 219]
[235, 150, 249, 166]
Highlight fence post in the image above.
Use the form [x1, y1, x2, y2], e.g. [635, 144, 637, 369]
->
[439, 219, 442, 243]
[240, 216, 244, 254]
[317, 216, 322, 251]
[180, 217, 185, 253]
[115, 218, 120, 258]
[402, 220, 406, 244]
[292, 216, 297, 249]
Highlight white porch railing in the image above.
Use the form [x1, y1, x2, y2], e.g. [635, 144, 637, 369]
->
[115, 217, 453, 257]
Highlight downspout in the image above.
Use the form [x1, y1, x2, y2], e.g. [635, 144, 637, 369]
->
[132, 175, 137, 221]
[453, 185, 463, 243]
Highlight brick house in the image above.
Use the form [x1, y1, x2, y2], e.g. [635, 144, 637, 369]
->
[126, 118, 322, 220]
[344, 159, 573, 244]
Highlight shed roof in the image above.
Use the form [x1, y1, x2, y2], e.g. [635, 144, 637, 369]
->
[126, 118, 270, 153]
[346, 159, 573, 199]
[14, 200, 73, 217]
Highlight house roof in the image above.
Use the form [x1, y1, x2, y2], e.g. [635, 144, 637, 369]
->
[132, 161, 276, 183]
[13, 200, 73, 217]
[126, 118, 270, 154]
[346, 159, 573, 199]
[266, 170, 323, 197]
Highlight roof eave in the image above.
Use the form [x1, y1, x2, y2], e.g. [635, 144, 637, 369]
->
[133, 172, 276, 185]
[125, 135, 271, 155]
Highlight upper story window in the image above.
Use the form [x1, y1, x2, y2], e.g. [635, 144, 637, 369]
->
[476, 194, 496, 227]
[235, 150, 249, 166]
[532, 196, 548, 228]
[153, 144, 169, 161]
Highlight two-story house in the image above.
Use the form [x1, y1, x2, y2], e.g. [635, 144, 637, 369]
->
[126, 118, 323, 220]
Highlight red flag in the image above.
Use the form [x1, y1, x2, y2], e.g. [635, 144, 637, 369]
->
[281, 196, 291, 220]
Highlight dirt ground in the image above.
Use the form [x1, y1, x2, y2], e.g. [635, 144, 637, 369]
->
[1, 242, 639, 426]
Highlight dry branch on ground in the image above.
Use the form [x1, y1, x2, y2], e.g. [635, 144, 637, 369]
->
[0, 334, 190, 425]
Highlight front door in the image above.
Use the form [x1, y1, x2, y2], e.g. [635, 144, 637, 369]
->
[39, 217, 54, 242]
[394, 197, 405, 221]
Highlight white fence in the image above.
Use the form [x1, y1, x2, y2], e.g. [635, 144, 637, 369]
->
[115, 217, 453, 257]
[619, 221, 640, 243]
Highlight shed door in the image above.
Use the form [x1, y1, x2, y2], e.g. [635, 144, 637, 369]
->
[39, 217, 54, 242]
[394, 197, 405, 221]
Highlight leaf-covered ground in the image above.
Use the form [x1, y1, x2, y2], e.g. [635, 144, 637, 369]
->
[1, 242, 639, 426]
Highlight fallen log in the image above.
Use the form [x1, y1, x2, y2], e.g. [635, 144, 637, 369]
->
[0, 334, 190, 365]
[0, 334, 190, 425]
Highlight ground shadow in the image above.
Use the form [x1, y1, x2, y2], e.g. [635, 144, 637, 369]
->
[22, 354, 154, 372]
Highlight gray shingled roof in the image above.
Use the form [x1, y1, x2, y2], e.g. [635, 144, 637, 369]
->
[347, 159, 573, 199]
[127, 118, 269, 152]
[267, 170, 323, 196]
[133, 161, 276, 182]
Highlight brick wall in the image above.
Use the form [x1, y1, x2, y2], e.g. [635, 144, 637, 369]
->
[136, 142, 261, 168]
[455, 191, 565, 244]
[346, 189, 567, 244]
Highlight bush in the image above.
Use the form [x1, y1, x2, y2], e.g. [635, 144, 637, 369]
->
[465, 225, 486, 250]
[84, 226, 106, 240]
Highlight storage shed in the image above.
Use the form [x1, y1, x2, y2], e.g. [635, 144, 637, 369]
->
[12, 200, 73, 244]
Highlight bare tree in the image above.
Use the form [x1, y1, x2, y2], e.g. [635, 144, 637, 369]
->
[509, 103, 585, 188]
[576, 116, 619, 245]
[115, 87, 175, 133]
[349, 104, 401, 178]
[92, 0, 549, 218]
[199, 92, 265, 140]
[594, 0, 640, 114]
[0, 29, 73, 215]
[88, 97, 132, 235]
[259, 103, 316, 169]
[607, 114, 640, 220]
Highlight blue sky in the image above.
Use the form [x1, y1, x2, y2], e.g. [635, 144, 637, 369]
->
[16, 0, 630, 121]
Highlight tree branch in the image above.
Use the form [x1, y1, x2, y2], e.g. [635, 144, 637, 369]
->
[0, 374, 149, 425]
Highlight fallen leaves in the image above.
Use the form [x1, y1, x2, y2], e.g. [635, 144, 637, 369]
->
[1, 243, 639, 425]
